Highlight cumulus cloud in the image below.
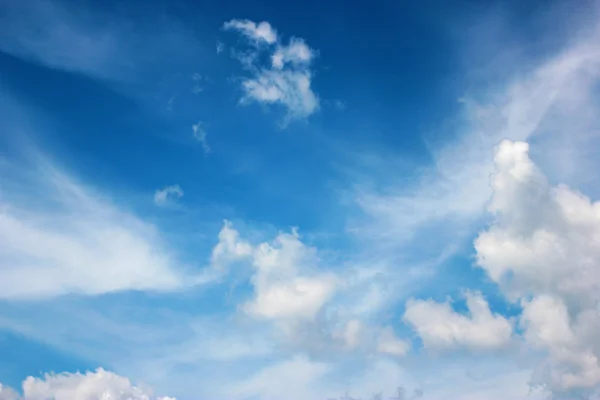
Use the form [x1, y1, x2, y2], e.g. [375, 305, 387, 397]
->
[153, 185, 184, 206]
[0, 369, 175, 400]
[352, 17, 600, 267]
[244, 229, 336, 321]
[223, 19, 320, 124]
[475, 140, 600, 307]
[475, 140, 600, 396]
[403, 292, 512, 352]
[206, 221, 336, 322]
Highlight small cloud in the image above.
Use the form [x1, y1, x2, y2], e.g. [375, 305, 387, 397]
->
[223, 19, 278, 45]
[191, 85, 203, 94]
[192, 121, 211, 153]
[333, 100, 346, 110]
[223, 19, 320, 125]
[216, 41, 225, 54]
[166, 96, 175, 112]
[192, 72, 202, 81]
[154, 184, 184, 207]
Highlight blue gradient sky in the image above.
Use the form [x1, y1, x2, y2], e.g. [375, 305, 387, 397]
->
[1, 0, 600, 399]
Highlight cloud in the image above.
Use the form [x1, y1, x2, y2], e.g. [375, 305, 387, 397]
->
[376, 327, 410, 357]
[244, 233, 336, 321]
[223, 19, 278, 45]
[352, 17, 600, 263]
[0, 154, 190, 299]
[223, 19, 320, 124]
[153, 185, 184, 206]
[0, 369, 175, 400]
[192, 121, 211, 153]
[216, 41, 225, 54]
[403, 292, 513, 352]
[271, 38, 314, 69]
[0, 385, 18, 400]
[475, 140, 600, 308]
[474, 140, 600, 396]
[0, 0, 201, 81]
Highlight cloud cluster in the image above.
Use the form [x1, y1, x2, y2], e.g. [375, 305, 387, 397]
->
[212, 221, 336, 321]
[403, 291, 512, 352]
[474, 140, 600, 396]
[223, 19, 319, 124]
[0, 369, 174, 400]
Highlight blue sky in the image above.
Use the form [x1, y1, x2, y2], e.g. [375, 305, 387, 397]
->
[2, 0, 600, 399]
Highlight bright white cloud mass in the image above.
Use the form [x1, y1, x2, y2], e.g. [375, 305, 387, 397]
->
[2, 1, 600, 400]
[224, 19, 320, 124]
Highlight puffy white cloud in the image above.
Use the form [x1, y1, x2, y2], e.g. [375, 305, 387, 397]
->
[475, 140, 600, 308]
[0, 158, 186, 299]
[205, 221, 336, 322]
[403, 292, 512, 351]
[244, 229, 336, 321]
[224, 19, 320, 123]
[223, 19, 277, 45]
[209, 220, 253, 270]
[0, 385, 19, 400]
[153, 185, 184, 206]
[475, 140, 600, 395]
[376, 327, 410, 357]
[0, 369, 175, 400]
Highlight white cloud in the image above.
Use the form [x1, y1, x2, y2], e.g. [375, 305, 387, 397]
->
[0, 369, 175, 400]
[0, 385, 18, 400]
[192, 121, 211, 154]
[153, 185, 184, 206]
[0, 156, 188, 299]
[475, 140, 600, 308]
[225, 356, 331, 400]
[332, 319, 364, 350]
[210, 220, 253, 271]
[241, 69, 319, 122]
[224, 19, 320, 123]
[204, 221, 337, 322]
[403, 292, 512, 352]
[376, 327, 410, 357]
[474, 140, 600, 395]
[244, 229, 336, 321]
[271, 38, 314, 69]
[223, 19, 278, 45]
[352, 19, 600, 265]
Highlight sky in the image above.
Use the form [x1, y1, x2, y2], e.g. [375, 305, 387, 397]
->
[1, 0, 600, 399]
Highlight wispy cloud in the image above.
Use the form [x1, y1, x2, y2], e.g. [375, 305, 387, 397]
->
[223, 19, 320, 125]
[154, 185, 184, 207]
[352, 14, 600, 265]
[192, 121, 211, 153]
[0, 157, 189, 299]
[0, 0, 201, 82]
